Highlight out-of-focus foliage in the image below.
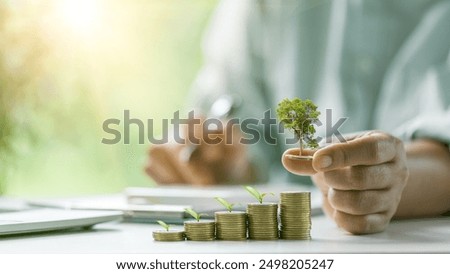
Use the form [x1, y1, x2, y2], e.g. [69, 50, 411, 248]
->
[2, 0, 217, 196]
[0, 2, 45, 193]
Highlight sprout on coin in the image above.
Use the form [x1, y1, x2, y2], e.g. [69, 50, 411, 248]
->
[244, 186, 274, 204]
[156, 220, 170, 232]
[184, 208, 207, 222]
[276, 98, 320, 156]
[215, 197, 235, 212]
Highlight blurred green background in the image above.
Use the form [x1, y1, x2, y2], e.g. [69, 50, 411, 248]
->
[0, 0, 217, 197]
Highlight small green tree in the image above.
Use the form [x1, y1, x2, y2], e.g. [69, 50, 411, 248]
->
[277, 98, 320, 156]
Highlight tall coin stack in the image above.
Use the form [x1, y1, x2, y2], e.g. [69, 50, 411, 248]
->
[247, 203, 279, 240]
[279, 191, 311, 240]
[153, 230, 185, 241]
[215, 211, 247, 240]
[184, 220, 215, 241]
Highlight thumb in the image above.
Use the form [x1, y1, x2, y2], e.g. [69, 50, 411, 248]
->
[282, 148, 317, 176]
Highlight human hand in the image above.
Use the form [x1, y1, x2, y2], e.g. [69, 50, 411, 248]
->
[282, 131, 409, 234]
[145, 118, 253, 185]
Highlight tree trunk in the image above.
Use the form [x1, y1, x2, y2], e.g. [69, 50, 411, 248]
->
[299, 133, 303, 156]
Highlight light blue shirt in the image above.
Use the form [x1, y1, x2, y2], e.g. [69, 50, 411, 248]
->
[189, 0, 450, 182]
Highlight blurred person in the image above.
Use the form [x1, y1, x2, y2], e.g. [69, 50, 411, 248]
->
[146, 0, 450, 234]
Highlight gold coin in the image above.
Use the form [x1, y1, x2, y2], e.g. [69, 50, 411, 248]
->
[279, 212, 311, 216]
[184, 221, 215, 241]
[280, 204, 310, 208]
[248, 214, 278, 218]
[279, 191, 312, 241]
[280, 219, 311, 224]
[280, 191, 311, 197]
[280, 204, 311, 208]
[153, 230, 185, 241]
[247, 204, 278, 211]
[280, 236, 311, 240]
[215, 211, 247, 240]
[249, 236, 278, 239]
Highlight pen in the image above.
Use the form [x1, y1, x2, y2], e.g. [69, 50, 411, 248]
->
[180, 94, 241, 162]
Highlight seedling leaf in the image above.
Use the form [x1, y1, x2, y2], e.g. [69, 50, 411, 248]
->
[215, 197, 235, 212]
[156, 220, 170, 231]
[184, 208, 206, 222]
[244, 186, 262, 203]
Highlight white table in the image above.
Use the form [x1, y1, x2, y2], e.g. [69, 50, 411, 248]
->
[1, 215, 449, 253]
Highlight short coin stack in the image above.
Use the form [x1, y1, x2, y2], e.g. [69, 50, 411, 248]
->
[247, 203, 278, 240]
[184, 220, 215, 241]
[152, 230, 185, 241]
[215, 211, 247, 240]
[279, 191, 311, 240]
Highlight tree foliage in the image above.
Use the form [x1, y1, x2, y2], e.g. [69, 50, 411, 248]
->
[276, 98, 320, 155]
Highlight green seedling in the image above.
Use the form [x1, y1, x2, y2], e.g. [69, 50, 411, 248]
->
[277, 98, 320, 156]
[244, 186, 274, 204]
[185, 208, 207, 222]
[215, 197, 235, 212]
[156, 220, 170, 232]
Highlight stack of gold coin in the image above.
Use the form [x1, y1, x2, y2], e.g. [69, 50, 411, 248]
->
[247, 203, 278, 240]
[215, 211, 247, 241]
[279, 191, 311, 240]
[184, 220, 215, 241]
[152, 230, 185, 241]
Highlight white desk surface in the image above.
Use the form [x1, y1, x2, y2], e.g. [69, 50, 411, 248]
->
[1, 215, 449, 254]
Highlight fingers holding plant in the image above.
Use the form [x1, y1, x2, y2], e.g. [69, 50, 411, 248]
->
[278, 98, 409, 234]
[282, 148, 316, 175]
[310, 132, 409, 233]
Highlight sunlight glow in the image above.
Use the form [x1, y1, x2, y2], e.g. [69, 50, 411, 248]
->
[58, 0, 100, 35]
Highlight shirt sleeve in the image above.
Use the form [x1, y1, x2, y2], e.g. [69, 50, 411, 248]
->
[375, 1, 450, 146]
[186, 0, 277, 182]
[395, 66, 450, 145]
